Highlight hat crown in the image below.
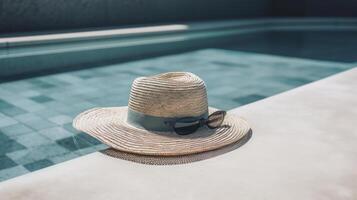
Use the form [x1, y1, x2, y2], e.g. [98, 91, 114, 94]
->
[128, 72, 208, 118]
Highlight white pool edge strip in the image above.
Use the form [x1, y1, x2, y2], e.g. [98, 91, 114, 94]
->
[1, 18, 357, 48]
[0, 24, 189, 44]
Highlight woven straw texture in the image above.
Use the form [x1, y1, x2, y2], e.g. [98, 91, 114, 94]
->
[128, 72, 208, 118]
[73, 107, 250, 156]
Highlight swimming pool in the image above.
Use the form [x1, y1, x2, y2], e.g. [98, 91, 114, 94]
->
[0, 22, 356, 181]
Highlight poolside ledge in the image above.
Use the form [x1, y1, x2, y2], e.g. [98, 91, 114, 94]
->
[0, 68, 356, 200]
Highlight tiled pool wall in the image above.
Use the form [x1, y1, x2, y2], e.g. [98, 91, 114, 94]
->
[2, 18, 357, 79]
[2, 0, 356, 34]
[0, 0, 270, 33]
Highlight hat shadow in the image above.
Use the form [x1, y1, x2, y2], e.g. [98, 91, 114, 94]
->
[101, 128, 253, 165]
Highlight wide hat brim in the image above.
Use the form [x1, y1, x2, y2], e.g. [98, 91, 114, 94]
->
[73, 107, 251, 156]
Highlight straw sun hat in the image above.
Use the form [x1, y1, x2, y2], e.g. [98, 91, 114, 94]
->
[73, 72, 251, 164]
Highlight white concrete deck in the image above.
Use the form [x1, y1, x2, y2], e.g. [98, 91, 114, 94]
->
[0, 68, 356, 200]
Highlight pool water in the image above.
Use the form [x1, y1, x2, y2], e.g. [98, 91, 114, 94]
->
[0, 30, 356, 181]
[223, 30, 357, 63]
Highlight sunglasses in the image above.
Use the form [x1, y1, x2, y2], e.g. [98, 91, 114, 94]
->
[165, 111, 227, 135]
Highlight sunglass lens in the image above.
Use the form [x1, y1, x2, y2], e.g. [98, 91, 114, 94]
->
[207, 111, 226, 129]
[174, 121, 200, 135]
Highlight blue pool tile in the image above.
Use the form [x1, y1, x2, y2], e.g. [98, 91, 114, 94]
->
[47, 95, 83, 104]
[14, 133, 52, 148]
[28, 79, 56, 89]
[0, 139, 26, 154]
[88, 97, 120, 107]
[0, 165, 29, 182]
[74, 69, 109, 79]
[30, 95, 54, 103]
[48, 115, 73, 125]
[43, 77, 71, 86]
[62, 123, 81, 134]
[0, 156, 17, 170]
[0, 81, 32, 92]
[0, 107, 27, 117]
[76, 74, 98, 80]
[6, 149, 32, 165]
[74, 146, 98, 156]
[19, 90, 41, 98]
[59, 109, 90, 118]
[23, 159, 54, 172]
[77, 133, 102, 145]
[23, 118, 57, 131]
[278, 77, 312, 86]
[38, 127, 73, 140]
[54, 74, 83, 84]
[14, 113, 57, 131]
[70, 101, 96, 111]
[66, 86, 99, 97]
[34, 108, 60, 118]
[0, 99, 14, 109]
[95, 143, 108, 151]
[49, 152, 79, 164]
[0, 124, 33, 137]
[42, 101, 77, 114]
[56, 136, 92, 151]
[212, 61, 249, 68]
[9, 99, 46, 112]
[76, 91, 102, 100]
[0, 114, 18, 127]
[57, 111, 82, 119]
[0, 131, 10, 141]
[7, 144, 68, 165]
[233, 94, 267, 105]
